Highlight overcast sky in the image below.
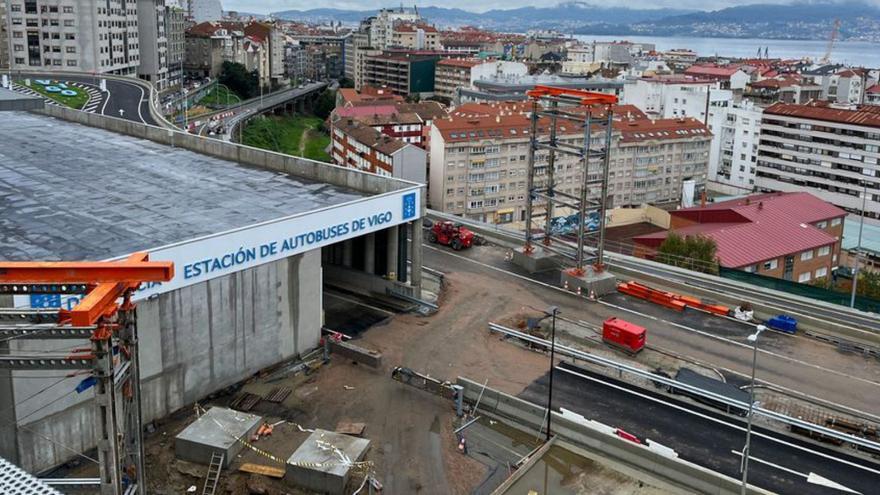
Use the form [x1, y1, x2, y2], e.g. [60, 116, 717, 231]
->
[220, 0, 874, 14]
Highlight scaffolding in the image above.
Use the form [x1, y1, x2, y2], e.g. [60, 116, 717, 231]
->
[523, 85, 618, 273]
[0, 253, 173, 495]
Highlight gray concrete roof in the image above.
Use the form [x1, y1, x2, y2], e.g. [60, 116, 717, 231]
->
[0, 87, 44, 111]
[0, 112, 365, 261]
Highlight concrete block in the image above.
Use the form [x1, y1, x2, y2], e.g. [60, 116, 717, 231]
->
[284, 429, 370, 495]
[511, 246, 560, 273]
[560, 266, 618, 298]
[175, 407, 261, 468]
[330, 340, 383, 368]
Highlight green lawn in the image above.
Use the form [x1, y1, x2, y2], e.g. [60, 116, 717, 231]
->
[197, 85, 241, 106]
[242, 115, 331, 162]
[20, 80, 89, 109]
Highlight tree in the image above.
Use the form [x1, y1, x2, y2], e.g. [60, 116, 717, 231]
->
[855, 270, 880, 300]
[338, 77, 354, 88]
[656, 232, 720, 275]
[218, 61, 258, 99]
[312, 89, 336, 120]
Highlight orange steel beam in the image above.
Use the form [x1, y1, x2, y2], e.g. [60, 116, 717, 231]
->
[526, 85, 619, 105]
[0, 252, 173, 284]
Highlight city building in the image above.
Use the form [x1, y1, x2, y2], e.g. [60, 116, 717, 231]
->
[185, 21, 279, 87]
[706, 101, 763, 194]
[622, 76, 732, 121]
[428, 102, 711, 223]
[433, 58, 528, 101]
[391, 23, 439, 50]
[189, 0, 223, 23]
[866, 84, 880, 105]
[332, 100, 445, 148]
[683, 65, 750, 91]
[0, 1, 9, 69]
[633, 192, 845, 283]
[331, 118, 427, 183]
[458, 74, 623, 104]
[662, 48, 697, 71]
[362, 52, 439, 96]
[367, 7, 421, 51]
[5, 0, 140, 74]
[137, 0, 170, 92]
[344, 27, 369, 81]
[336, 85, 403, 107]
[743, 76, 823, 105]
[165, 2, 185, 89]
[756, 102, 880, 220]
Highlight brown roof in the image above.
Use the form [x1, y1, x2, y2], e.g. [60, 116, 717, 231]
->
[187, 21, 245, 37]
[613, 117, 712, 143]
[764, 102, 880, 129]
[397, 101, 446, 121]
[438, 58, 483, 69]
[356, 112, 422, 127]
[335, 119, 409, 155]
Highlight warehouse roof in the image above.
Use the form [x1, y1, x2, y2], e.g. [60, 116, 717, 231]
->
[633, 192, 845, 268]
[0, 112, 364, 261]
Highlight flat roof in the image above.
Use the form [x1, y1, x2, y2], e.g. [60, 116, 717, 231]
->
[0, 87, 44, 111]
[0, 112, 365, 261]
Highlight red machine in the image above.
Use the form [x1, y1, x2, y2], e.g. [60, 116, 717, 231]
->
[602, 317, 646, 354]
[429, 221, 474, 250]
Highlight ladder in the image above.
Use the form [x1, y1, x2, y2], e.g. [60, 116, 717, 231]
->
[201, 451, 225, 495]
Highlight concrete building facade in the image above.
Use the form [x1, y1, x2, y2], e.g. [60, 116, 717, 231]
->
[622, 76, 732, 121]
[707, 101, 763, 194]
[189, 0, 222, 23]
[5, 0, 140, 74]
[362, 52, 438, 96]
[136, 0, 169, 91]
[331, 118, 427, 183]
[756, 102, 880, 220]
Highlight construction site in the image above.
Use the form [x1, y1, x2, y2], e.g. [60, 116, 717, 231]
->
[2, 86, 880, 495]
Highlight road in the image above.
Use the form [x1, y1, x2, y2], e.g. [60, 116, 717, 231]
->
[14, 72, 156, 125]
[519, 361, 880, 494]
[421, 242, 880, 416]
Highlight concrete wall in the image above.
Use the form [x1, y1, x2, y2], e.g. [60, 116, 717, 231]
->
[8, 250, 323, 473]
[607, 205, 670, 229]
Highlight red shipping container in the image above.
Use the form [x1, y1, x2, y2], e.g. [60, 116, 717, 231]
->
[602, 317, 646, 354]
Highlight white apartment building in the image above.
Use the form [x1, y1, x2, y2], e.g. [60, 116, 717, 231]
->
[137, 0, 168, 90]
[188, 0, 221, 23]
[429, 103, 711, 223]
[0, 1, 9, 68]
[6, 0, 140, 74]
[623, 76, 732, 121]
[756, 102, 880, 220]
[707, 100, 763, 194]
[367, 8, 419, 51]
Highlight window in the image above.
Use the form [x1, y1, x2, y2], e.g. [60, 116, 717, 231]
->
[743, 265, 757, 273]
[798, 272, 811, 283]
[763, 259, 778, 270]
[817, 246, 830, 257]
[800, 250, 813, 261]
[815, 267, 828, 278]
[816, 221, 827, 229]
[831, 218, 841, 226]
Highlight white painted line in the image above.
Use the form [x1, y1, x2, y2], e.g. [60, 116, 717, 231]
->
[555, 366, 880, 477]
[598, 299, 880, 389]
[136, 83, 146, 123]
[100, 87, 111, 115]
[730, 451, 863, 494]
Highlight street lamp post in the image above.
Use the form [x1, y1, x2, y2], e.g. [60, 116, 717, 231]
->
[740, 324, 765, 495]
[850, 180, 868, 308]
[545, 306, 560, 442]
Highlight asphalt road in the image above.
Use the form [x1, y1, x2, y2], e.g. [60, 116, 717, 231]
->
[15, 72, 156, 125]
[421, 242, 880, 416]
[519, 362, 880, 494]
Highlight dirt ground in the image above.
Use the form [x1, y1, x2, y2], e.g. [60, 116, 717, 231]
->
[137, 269, 559, 494]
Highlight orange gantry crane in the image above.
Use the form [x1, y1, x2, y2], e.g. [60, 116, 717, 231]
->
[0, 252, 173, 495]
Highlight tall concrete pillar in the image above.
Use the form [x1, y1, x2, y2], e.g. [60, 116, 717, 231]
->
[397, 223, 408, 283]
[411, 221, 422, 297]
[364, 233, 375, 274]
[342, 239, 353, 267]
[386, 226, 399, 279]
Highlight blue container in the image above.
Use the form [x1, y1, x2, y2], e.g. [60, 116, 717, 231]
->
[767, 315, 797, 334]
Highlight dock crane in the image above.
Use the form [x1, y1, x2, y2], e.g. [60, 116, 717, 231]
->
[820, 19, 841, 65]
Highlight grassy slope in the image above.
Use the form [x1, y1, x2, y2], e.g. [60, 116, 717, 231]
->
[21, 81, 88, 109]
[242, 115, 331, 162]
[197, 85, 242, 106]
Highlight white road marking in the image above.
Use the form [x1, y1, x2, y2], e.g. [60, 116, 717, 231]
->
[555, 366, 880, 477]
[730, 450, 863, 493]
[135, 83, 146, 123]
[100, 85, 111, 115]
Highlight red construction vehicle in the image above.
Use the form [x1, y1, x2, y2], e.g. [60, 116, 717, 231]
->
[602, 317, 646, 354]
[428, 221, 474, 250]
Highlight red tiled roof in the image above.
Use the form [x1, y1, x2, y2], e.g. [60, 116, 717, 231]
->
[764, 102, 880, 129]
[866, 84, 880, 94]
[334, 105, 397, 118]
[438, 58, 483, 69]
[684, 64, 743, 79]
[633, 192, 845, 268]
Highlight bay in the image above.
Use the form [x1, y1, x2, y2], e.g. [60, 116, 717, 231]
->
[573, 34, 880, 68]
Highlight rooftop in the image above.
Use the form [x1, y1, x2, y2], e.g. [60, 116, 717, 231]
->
[683, 64, 744, 79]
[613, 117, 711, 143]
[437, 58, 484, 69]
[335, 119, 410, 155]
[764, 102, 880, 129]
[633, 192, 846, 268]
[0, 112, 364, 261]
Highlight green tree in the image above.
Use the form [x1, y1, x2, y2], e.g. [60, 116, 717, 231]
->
[218, 61, 258, 99]
[312, 89, 336, 120]
[656, 232, 720, 275]
[338, 77, 355, 88]
[855, 270, 880, 299]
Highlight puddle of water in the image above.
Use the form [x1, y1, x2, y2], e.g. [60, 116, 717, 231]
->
[500, 444, 595, 495]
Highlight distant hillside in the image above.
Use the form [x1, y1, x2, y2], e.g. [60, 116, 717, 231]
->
[274, 2, 880, 42]
[273, 3, 697, 30]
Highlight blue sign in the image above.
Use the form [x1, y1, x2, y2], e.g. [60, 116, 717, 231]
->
[402, 192, 416, 220]
[29, 294, 61, 308]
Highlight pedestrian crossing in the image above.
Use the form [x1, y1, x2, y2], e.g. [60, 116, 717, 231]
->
[10, 81, 105, 113]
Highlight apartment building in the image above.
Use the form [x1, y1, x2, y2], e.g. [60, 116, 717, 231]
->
[633, 192, 845, 283]
[188, 0, 222, 23]
[707, 100, 763, 194]
[428, 102, 711, 223]
[362, 52, 438, 96]
[0, 1, 9, 68]
[165, 2, 184, 88]
[185, 21, 277, 87]
[333, 100, 445, 147]
[391, 23, 439, 51]
[367, 7, 420, 51]
[622, 76, 732, 120]
[343, 29, 369, 81]
[136, 0, 169, 91]
[330, 118, 427, 183]
[6, 0, 140, 74]
[434, 58, 528, 101]
[756, 102, 880, 219]
[866, 84, 880, 105]
[683, 65, 750, 91]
